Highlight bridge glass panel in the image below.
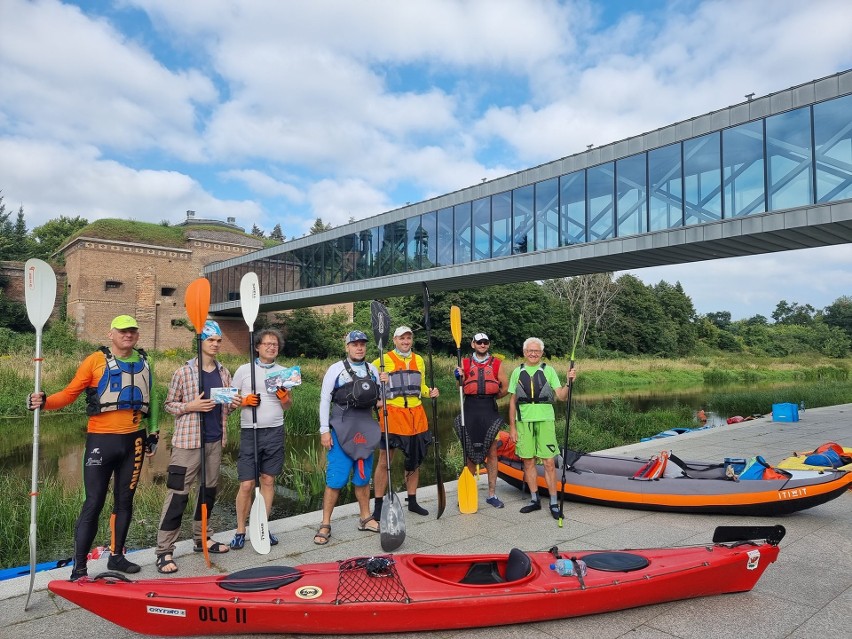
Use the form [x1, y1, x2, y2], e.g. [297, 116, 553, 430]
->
[379, 221, 406, 274]
[513, 184, 534, 254]
[616, 154, 647, 237]
[357, 229, 374, 279]
[684, 132, 721, 225]
[767, 106, 813, 210]
[421, 211, 437, 268]
[367, 225, 382, 277]
[336, 233, 360, 282]
[648, 143, 682, 231]
[723, 120, 765, 217]
[454, 202, 472, 264]
[492, 191, 512, 257]
[472, 196, 491, 260]
[436, 208, 453, 266]
[588, 162, 615, 241]
[560, 171, 586, 244]
[406, 216, 423, 271]
[814, 94, 852, 202]
[535, 178, 559, 250]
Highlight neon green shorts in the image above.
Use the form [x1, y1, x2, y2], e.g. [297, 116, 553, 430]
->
[515, 420, 559, 459]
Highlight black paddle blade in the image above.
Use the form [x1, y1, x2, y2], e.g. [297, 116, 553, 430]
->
[712, 525, 786, 546]
[380, 492, 406, 551]
[370, 301, 391, 352]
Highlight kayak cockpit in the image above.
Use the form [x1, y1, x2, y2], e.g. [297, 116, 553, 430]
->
[409, 548, 533, 586]
[218, 565, 302, 592]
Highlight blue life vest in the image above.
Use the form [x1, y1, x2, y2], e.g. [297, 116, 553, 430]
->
[85, 347, 151, 416]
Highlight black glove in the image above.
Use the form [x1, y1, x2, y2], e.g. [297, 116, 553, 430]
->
[145, 431, 160, 455]
[27, 391, 46, 411]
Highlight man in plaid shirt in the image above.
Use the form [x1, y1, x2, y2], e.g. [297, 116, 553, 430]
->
[154, 320, 241, 574]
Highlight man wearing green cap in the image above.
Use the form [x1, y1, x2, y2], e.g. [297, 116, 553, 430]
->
[28, 314, 159, 581]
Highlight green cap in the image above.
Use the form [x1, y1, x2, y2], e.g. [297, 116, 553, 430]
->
[110, 315, 139, 330]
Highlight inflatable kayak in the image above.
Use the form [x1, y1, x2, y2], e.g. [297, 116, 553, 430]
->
[0, 557, 72, 582]
[496, 437, 852, 516]
[49, 525, 784, 636]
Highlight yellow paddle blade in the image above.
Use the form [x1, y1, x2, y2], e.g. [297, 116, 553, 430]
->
[458, 467, 478, 514]
[450, 305, 462, 348]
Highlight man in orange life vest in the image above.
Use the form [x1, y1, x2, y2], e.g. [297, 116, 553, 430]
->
[454, 332, 509, 507]
[372, 326, 440, 520]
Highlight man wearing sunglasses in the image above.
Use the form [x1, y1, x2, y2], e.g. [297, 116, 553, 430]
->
[454, 333, 509, 507]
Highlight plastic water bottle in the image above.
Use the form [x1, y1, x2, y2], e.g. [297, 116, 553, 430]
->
[799, 401, 805, 413]
[550, 558, 586, 577]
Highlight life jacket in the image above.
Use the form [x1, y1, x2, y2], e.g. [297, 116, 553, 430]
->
[85, 347, 151, 416]
[385, 351, 422, 403]
[514, 363, 554, 405]
[332, 359, 379, 409]
[462, 355, 502, 396]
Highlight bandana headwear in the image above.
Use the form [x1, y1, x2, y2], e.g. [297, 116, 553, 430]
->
[202, 320, 222, 340]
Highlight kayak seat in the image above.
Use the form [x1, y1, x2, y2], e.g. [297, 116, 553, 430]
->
[219, 566, 302, 592]
[459, 561, 504, 585]
[505, 548, 532, 582]
[582, 552, 649, 572]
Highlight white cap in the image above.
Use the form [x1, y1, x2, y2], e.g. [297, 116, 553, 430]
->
[473, 332, 489, 342]
[393, 326, 413, 338]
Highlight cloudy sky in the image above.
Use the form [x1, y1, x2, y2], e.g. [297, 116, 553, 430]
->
[1, 0, 850, 319]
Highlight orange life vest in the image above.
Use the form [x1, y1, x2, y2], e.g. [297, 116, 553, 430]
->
[462, 356, 502, 396]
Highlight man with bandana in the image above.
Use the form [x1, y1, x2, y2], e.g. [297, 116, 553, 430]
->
[229, 328, 292, 550]
[154, 320, 240, 574]
[372, 326, 439, 521]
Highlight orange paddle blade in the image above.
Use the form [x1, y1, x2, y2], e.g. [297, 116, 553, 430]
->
[450, 305, 462, 348]
[201, 504, 211, 567]
[185, 278, 211, 334]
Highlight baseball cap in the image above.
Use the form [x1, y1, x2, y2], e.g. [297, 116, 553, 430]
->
[346, 330, 369, 344]
[201, 320, 222, 340]
[473, 332, 489, 342]
[110, 315, 138, 330]
[393, 326, 413, 338]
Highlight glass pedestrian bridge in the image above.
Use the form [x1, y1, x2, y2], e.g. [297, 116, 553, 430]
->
[207, 70, 852, 316]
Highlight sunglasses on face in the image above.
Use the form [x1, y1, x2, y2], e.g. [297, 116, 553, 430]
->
[475, 339, 490, 345]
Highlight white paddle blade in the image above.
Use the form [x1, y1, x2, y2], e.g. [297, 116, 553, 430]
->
[239, 272, 261, 331]
[24, 259, 57, 331]
[249, 489, 271, 554]
[380, 492, 406, 551]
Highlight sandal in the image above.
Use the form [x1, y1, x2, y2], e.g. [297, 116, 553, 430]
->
[313, 524, 331, 546]
[156, 553, 178, 574]
[194, 538, 230, 554]
[358, 516, 379, 533]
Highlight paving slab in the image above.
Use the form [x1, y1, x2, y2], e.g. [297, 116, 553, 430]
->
[2, 404, 850, 639]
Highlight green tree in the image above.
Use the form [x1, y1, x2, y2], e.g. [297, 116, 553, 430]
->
[823, 295, 852, 340]
[31, 215, 89, 260]
[270, 224, 285, 242]
[653, 281, 697, 356]
[309, 218, 333, 235]
[251, 224, 265, 238]
[0, 196, 33, 261]
[706, 311, 732, 330]
[772, 300, 816, 325]
[603, 275, 677, 356]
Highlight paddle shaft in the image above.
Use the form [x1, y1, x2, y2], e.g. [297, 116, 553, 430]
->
[26, 324, 44, 609]
[421, 283, 446, 519]
[558, 317, 583, 528]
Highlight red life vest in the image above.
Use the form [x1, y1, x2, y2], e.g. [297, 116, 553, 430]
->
[462, 356, 502, 396]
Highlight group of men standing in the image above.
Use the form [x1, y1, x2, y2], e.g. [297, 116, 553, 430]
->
[29, 311, 575, 581]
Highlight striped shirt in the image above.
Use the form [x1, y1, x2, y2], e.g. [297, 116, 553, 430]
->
[164, 358, 234, 449]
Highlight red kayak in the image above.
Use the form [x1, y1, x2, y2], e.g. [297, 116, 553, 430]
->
[49, 525, 784, 636]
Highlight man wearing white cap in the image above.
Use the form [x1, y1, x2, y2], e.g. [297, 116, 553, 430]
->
[28, 314, 159, 580]
[454, 332, 509, 507]
[154, 320, 240, 574]
[372, 325, 439, 520]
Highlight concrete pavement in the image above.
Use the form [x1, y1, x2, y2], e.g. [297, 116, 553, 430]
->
[3, 403, 851, 638]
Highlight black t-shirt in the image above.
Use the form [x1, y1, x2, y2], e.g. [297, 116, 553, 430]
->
[201, 368, 224, 443]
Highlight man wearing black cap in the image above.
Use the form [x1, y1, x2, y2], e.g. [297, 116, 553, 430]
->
[28, 314, 159, 581]
[314, 330, 382, 545]
[454, 332, 509, 507]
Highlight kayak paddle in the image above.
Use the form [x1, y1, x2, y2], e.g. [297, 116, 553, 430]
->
[239, 272, 271, 554]
[558, 315, 583, 528]
[421, 283, 446, 519]
[450, 305, 477, 514]
[371, 300, 405, 551]
[185, 277, 212, 567]
[23, 258, 57, 611]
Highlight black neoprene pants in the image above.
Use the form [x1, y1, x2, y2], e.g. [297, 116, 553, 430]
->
[74, 428, 146, 565]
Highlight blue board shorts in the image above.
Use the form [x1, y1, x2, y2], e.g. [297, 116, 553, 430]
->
[326, 429, 374, 489]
